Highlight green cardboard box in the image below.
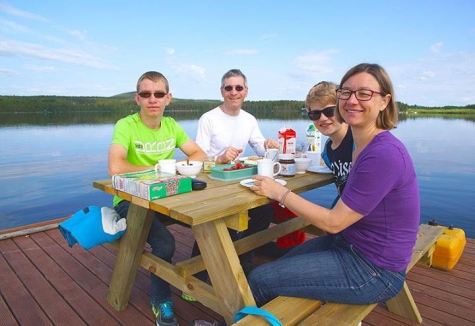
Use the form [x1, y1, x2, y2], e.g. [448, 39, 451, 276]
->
[111, 169, 192, 200]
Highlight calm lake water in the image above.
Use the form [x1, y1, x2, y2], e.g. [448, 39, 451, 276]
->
[1, 114, 474, 238]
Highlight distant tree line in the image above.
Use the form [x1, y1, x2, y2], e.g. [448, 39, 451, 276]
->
[397, 102, 475, 115]
[0, 95, 474, 118]
[0, 95, 306, 118]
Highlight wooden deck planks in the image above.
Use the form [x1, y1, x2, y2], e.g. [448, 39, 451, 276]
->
[0, 294, 19, 326]
[0, 237, 54, 326]
[0, 224, 474, 326]
[30, 230, 150, 325]
[362, 238, 475, 326]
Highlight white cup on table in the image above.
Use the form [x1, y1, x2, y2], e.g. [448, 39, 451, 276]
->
[264, 148, 279, 162]
[154, 159, 176, 175]
[257, 159, 281, 178]
[304, 151, 321, 167]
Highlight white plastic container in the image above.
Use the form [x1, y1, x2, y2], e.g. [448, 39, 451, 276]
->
[306, 124, 321, 153]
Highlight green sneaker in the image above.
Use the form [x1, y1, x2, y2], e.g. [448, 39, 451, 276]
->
[151, 300, 178, 326]
[181, 292, 197, 302]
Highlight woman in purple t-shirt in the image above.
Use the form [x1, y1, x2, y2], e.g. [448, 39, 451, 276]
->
[248, 63, 420, 306]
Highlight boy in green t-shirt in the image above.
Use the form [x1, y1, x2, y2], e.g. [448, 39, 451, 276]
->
[108, 71, 205, 326]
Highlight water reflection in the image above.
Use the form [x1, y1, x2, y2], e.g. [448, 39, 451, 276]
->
[0, 105, 305, 126]
[2, 109, 474, 126]
[0, 111, 128, 126]
[0, 113, 474, 239]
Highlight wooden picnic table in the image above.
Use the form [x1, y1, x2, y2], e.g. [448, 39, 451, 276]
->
[93, 170, 333, 324]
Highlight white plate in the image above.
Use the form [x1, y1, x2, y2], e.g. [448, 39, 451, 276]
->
[307, 165, 333, 174]
[240, 178, 287, 188]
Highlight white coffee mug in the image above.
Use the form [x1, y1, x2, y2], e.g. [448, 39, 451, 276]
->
[154, 159, 177, 175]
[257, 158, 282, 178]
[264, 148, 279, 162]
[304, 151, 321, 167]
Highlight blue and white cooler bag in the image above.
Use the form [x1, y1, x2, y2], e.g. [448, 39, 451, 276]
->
[59, 205, 126, 250]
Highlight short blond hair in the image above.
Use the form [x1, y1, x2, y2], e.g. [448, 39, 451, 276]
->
[305, 81, 338, 110]
[136, 71, 169, 93]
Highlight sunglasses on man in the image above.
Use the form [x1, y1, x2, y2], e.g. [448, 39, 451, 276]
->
[223, 85, 245, 92]
[307, 106, 336, 121]
[138, 91, 168, 99]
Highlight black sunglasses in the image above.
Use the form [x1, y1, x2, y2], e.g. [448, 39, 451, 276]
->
[307, 106, 336, 121]
[223, 85, 245, 92]
[138, 91, 168, 99]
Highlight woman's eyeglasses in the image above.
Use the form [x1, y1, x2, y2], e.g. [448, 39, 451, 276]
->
[307, 106, 336, 121]
[223, 85, 245, 92]
[138, 91, 168, 99]
[336, 89, 383, 101]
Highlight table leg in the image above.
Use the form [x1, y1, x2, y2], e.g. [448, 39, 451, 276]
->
[107, 204, 154, 311]
[193, 218, 256, 324]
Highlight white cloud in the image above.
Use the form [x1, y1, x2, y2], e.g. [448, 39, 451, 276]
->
[430, 42, 443, 54]
[0, 39, 118, 69]
[171, 63, 206, 81]
[0, 17, 68, 46]
[0, 3, 48, 22]
[23, 64, 56, 72]
[293, 51, 337, 74]
[0, 66, 17, 74]
[418, 70, 436, 81]
[166, 48, 175, 55]
[1, 4, 95, 46]
[0, 18, 30, 34]
[224, 49, 259, 56]
[260, 33, 277, 41]
[389, 51, 475, 106]
[67, 29, 88, 42]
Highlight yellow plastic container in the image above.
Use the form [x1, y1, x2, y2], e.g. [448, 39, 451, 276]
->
[432, 226, 466, 271]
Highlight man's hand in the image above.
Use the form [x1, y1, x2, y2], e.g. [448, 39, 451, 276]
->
[264, 138, 279, 149]
[217, 147, 243, 163]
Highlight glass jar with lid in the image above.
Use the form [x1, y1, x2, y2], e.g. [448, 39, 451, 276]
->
[278, 154, 296, 177]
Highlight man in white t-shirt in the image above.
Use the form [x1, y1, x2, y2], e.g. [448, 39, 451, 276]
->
[192, 69, 278, 281]
[196, 69, 278, 162]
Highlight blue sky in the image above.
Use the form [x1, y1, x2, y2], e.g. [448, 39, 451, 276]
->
[1, 1, 474, 107]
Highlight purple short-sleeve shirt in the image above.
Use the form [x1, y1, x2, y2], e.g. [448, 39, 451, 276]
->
[341, 131, 420, 271]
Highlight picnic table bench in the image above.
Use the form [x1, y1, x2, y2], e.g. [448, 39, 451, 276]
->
[233, 223, 444, 326]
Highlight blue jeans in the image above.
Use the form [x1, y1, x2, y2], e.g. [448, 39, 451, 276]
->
[114, 200, 177, 305]
[247, 233, 406, 306]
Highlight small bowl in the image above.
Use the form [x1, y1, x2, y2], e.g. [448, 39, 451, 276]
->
[176, 161, 203, 178]
[294, 157, 312, 174]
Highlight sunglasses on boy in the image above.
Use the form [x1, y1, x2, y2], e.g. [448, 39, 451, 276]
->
[223, 85, 245, 92]
[138, 91, 168, 99]
[307, 106, 336, 121]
